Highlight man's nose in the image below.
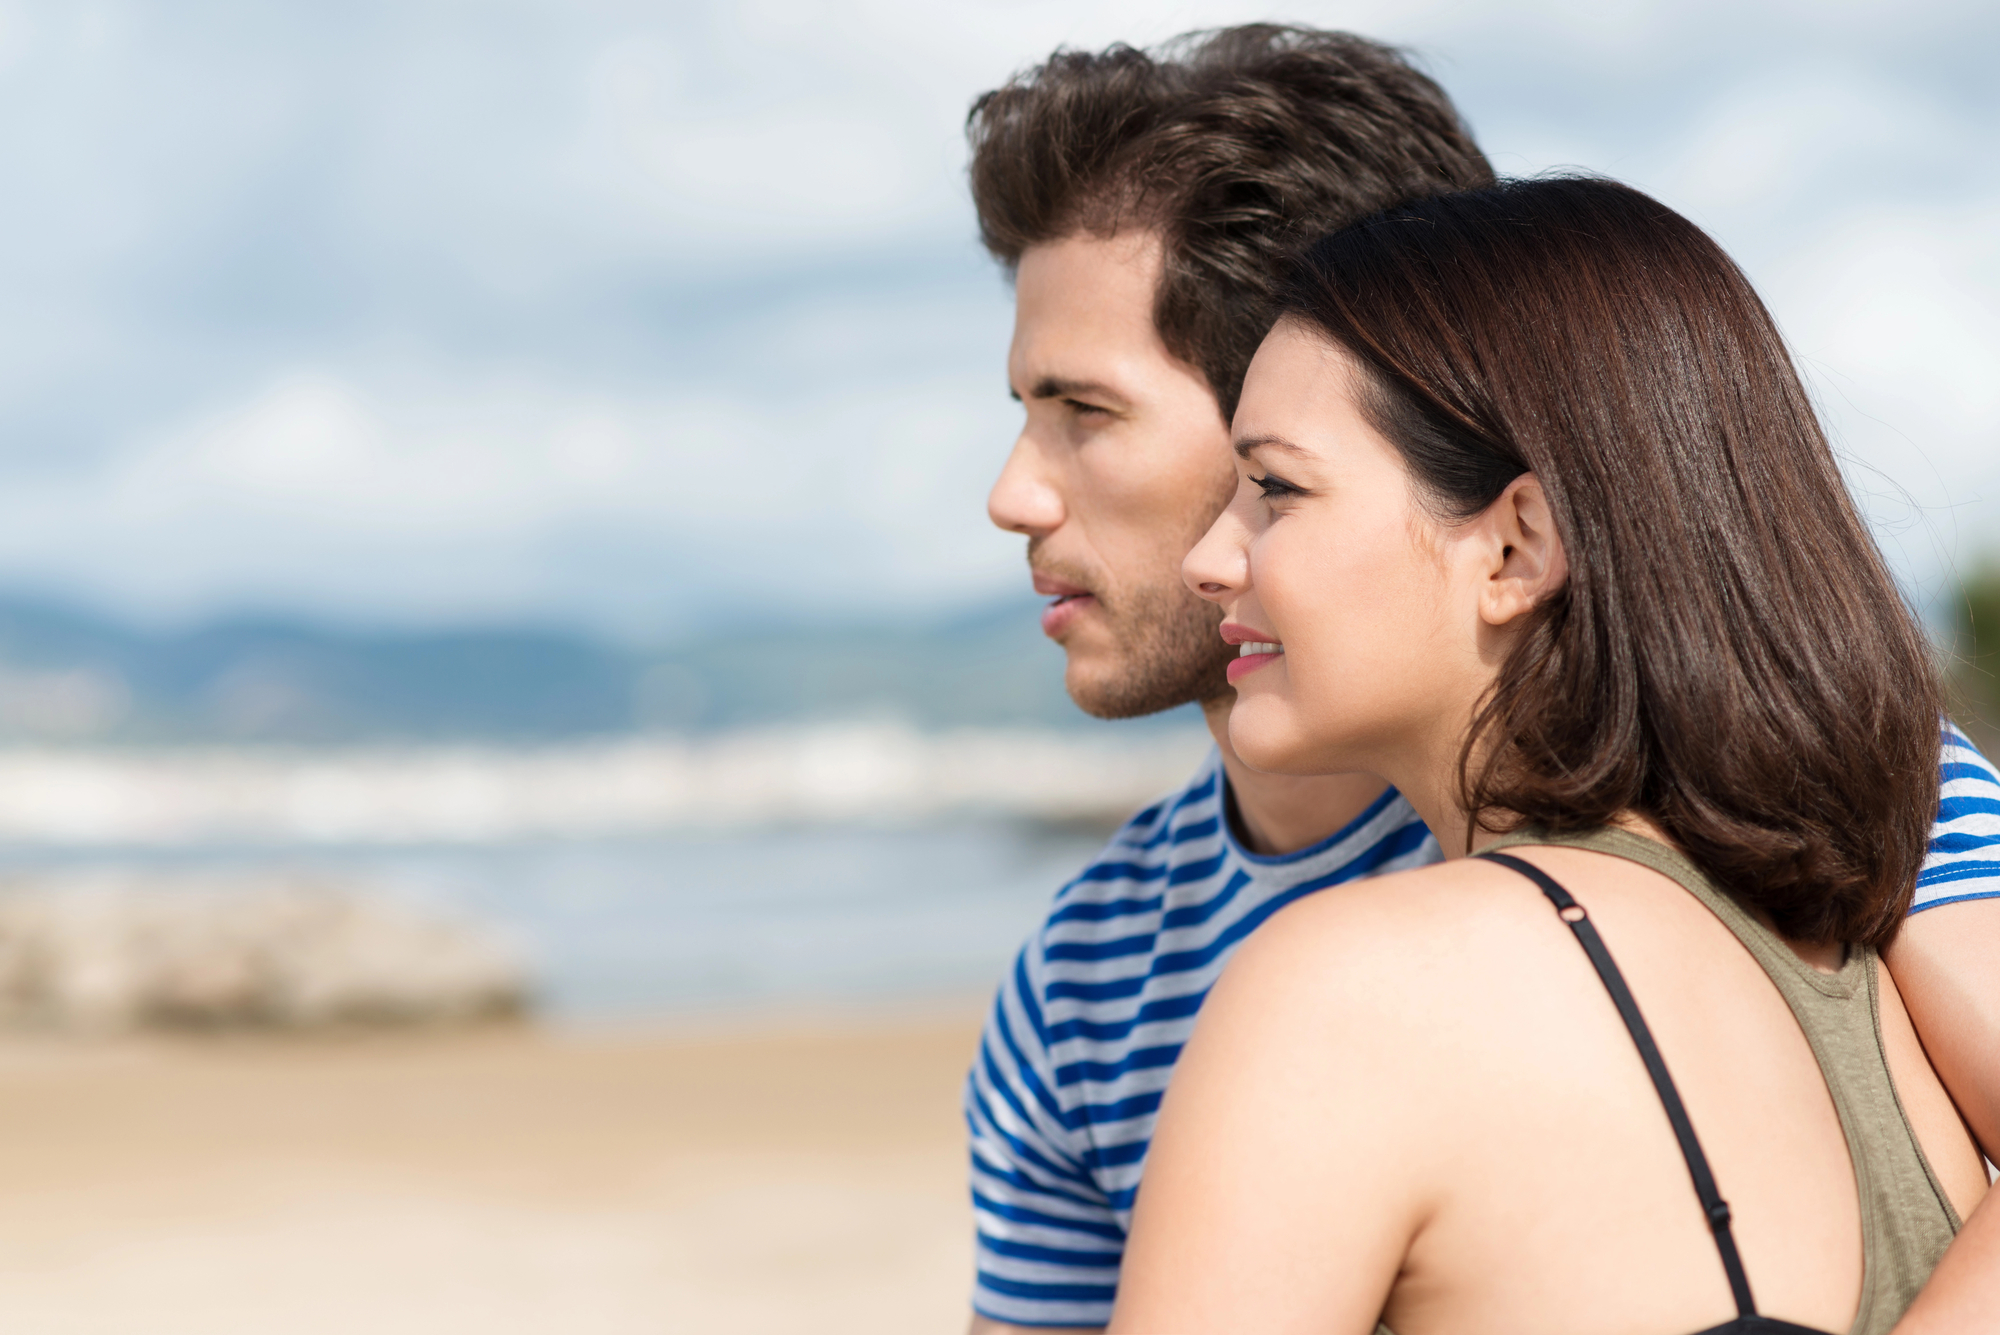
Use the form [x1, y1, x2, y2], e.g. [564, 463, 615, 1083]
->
[988, 434, 1064, 537]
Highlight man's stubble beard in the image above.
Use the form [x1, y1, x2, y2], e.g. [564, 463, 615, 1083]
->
[1036, 464, 1240, 721]
[1073, 575, 1237, 719]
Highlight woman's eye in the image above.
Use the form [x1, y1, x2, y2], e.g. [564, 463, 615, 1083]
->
[1253, 473, 1301, 499]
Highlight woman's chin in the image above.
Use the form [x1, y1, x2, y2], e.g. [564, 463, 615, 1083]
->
[1227, 695, 1374, 777]
[1226, 710, 1321, 776]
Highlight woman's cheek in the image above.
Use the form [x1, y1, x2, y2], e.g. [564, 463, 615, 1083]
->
[1265, 530, 1349, 664]
[1258, 552, 1345, 757]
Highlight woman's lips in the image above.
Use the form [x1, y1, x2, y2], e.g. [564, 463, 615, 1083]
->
[1226, 648, 1283, 683]
[1218, 623, 1283, 684]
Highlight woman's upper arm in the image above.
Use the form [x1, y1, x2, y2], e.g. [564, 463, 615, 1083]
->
[1886, 896, 2000, 1161]
[1106, 892, 1453, 1335]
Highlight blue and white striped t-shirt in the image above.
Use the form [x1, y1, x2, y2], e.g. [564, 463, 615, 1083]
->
[965, 722, 2000, 1328]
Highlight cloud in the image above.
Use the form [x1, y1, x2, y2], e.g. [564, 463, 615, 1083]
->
[0, 0, 1989, 632]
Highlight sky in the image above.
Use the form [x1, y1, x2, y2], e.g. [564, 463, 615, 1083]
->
[0, 0, 1992, 639]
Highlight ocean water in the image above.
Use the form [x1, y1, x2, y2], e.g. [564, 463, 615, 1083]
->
[0, 820, 1112, 1022]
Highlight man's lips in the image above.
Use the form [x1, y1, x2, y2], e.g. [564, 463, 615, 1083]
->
[1033, 571, 1097, 638]
[1039, 591, 1097, 638]
[1220, 621, 1283, 683]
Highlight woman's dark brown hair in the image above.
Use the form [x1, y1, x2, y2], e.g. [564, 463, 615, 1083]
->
[968, 25, 1493, 420]
[1281, 176, 1940, 948]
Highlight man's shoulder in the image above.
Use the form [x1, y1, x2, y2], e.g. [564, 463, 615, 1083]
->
[1017, 752, 1437, 993]
[1047, 753, 1432, 894]
[1046, 752, 1231, 902]
[1918, 722, 2000, 910]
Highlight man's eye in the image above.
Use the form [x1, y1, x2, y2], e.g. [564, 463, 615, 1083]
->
[1253, 473, 1301, 498]
[1064, 398, 1110, 417]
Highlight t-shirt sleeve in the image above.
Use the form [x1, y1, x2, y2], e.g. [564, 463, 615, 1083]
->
[965, 941, 1124, 1328]
[1913, 722, 2000, 912]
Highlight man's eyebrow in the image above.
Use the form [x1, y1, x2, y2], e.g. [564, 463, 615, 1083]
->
[1234, 432, 1312, 460]
[1026, 375, 1125, 404]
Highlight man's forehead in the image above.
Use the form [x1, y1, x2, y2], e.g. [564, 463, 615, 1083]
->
[1007, 332, 1161, 409]
[1013, 231, 1162, 327]
[1020, 228, 1163, 276]
[1009, 231, 1173, 391]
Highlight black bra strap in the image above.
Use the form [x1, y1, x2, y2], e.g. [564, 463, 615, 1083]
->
[1478, 850, 1757, 1319]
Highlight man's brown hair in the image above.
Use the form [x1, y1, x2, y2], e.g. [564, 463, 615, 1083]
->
[1282, 176, 1941, 948]
[967, 24, 1494, 419]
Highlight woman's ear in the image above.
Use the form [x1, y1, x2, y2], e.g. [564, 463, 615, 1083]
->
[1478, 474, 1567, 627]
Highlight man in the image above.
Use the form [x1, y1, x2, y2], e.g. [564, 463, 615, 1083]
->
[962, 24, 2000, 1335]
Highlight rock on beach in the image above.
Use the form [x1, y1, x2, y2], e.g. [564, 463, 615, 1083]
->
[0, 874, 529, 1031]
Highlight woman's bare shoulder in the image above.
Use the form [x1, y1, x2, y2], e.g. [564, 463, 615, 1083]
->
[1166, 855, 1604, 1215]
[1203, 856, 1584, 1049]
[1237, 855, 1562, 972]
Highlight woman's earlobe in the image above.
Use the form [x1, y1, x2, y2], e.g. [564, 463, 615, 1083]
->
[1479, 577, 1538, 627]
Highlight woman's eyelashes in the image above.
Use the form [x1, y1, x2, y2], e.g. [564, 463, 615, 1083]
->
[1252, 471, 1305, 500]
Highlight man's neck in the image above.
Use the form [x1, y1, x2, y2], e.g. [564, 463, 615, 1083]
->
[1201, 696, 1391, 857]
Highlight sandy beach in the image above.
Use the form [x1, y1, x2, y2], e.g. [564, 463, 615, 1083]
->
[0, 1010, 985, 1334]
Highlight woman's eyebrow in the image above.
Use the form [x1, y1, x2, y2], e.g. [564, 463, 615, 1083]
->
[1233, 432, 1312, 460]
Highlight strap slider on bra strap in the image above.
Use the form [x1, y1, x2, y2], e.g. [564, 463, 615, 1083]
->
[1706, 1200, 1732, 1229]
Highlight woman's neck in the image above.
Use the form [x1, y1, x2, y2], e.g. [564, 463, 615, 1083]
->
[1201, 698, 1390, 856]
[1370, 720, 1484, 859]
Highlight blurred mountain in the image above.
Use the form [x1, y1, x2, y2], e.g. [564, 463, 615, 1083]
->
[0, 594, 1119, 741]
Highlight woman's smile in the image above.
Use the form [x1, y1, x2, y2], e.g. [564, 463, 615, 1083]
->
[1220, 621, 1285, 683]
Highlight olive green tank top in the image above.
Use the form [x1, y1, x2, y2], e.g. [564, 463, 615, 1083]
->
[1373, 825, 1959, 1335]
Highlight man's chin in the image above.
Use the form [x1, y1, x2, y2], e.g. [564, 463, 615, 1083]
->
[1062, 652, 1224, 721]
[1060, 650, 1133, 720]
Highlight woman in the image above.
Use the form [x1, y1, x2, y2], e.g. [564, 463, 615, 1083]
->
[1109, 177, 1989, 1334]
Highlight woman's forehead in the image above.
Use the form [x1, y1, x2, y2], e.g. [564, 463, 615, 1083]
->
[1234, 328, 1370, 460]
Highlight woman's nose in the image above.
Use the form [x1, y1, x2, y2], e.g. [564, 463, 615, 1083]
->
[1182, 506, 1248, 603]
